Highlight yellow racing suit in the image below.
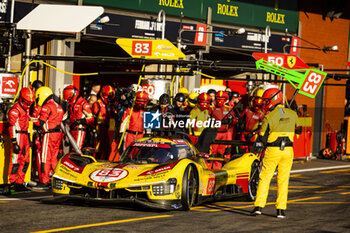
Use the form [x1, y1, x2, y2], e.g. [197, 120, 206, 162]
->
[254, 105, 301, 210]
[189, 107, 210, 137]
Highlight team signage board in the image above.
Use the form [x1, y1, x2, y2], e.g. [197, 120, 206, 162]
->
[0, 73, 19, 98]
[289, 36, 301, 55]
[194, 24, 207, 46]
[256, 59, 327, 98]
[65, 0, 299, 32]
[12, 2, 293, 54]
[116, 38, 185, 60]
[253, 53, 309, 70]
[212, 28, 292, 52]
[141, 79, 171, 100]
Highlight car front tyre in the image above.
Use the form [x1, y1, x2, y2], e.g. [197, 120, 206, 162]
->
[247, 160, 260, 201]
[181, 164, 198, 210]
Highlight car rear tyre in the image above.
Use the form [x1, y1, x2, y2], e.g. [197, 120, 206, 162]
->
[247, 160, 260, 201]
[181, 165, 198, 210]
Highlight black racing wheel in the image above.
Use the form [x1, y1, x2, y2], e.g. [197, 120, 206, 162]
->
[181, 165, 198, 210]
[247, 160, 260, 201]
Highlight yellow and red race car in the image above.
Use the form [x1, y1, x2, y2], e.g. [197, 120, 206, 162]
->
[51, 137, 260, 210]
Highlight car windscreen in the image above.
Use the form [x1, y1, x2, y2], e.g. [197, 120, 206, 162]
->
[120, 143, 193, 164]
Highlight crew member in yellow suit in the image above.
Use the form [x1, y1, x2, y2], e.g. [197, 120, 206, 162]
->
[189, 93, 211, 137]
[250, 88, 302, 219]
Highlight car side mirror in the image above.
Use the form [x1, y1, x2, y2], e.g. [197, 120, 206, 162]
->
[196, 153, 210, 158]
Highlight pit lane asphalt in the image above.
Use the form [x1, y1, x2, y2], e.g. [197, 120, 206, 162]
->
[1, 158, 350, 233]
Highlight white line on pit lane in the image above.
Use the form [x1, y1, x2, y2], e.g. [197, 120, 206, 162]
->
[0, 195, 53, 201]
[290, 164, 350, 174]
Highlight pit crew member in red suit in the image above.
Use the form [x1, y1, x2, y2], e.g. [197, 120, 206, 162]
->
[121, 91, 149, 151]
[92, 85, 115, 160]
[151, 93, 176, 128]
[238, 97, 265, 153]
[63, 85, 94, 150]
[33, 86, 64, 188]
[8, 88, 35, 192]
[209, 91, 237, 167]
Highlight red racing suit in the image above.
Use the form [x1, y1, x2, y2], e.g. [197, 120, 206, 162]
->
[33, 99, 64, 184]
[8, 103, 31, 184]
[92, 98, 112, 160]
[239, 108, 265, 152]
[69, 96, 94, 150]
[121, 107, 145, 151]
[30, 105, 42, 181]
[209, 104, 237, 169]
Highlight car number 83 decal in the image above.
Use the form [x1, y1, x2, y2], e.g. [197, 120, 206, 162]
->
[90, 168, 128, 183]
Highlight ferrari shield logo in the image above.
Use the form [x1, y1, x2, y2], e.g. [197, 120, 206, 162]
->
[287, 56, 296, 68]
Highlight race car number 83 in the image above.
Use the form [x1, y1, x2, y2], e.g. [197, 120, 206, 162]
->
[90, 168, 129, 182]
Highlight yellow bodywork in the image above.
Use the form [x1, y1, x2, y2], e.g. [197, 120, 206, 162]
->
[52, 137, 259, 209]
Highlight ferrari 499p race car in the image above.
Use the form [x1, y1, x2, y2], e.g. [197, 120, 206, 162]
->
[51, 136, 260, 210]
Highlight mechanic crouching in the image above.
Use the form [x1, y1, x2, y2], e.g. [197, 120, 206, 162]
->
[32, 87, 64, 189]
[250, 88, 302, 219]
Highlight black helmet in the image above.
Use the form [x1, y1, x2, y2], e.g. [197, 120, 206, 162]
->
[31, 80, 44, 91]
[207, 89, 216, 95]
[159, 93, 170, 105]
[174, 93, 186, 103]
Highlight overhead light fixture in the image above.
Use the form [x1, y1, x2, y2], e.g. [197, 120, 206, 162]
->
[236, 27, 245, 35]
[227, 28, 246, 36]
[283, 44, 339, 54]
[323, 45, 338, 52]
[98, 16, 110, 24]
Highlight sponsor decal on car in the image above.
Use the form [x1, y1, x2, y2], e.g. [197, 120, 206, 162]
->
[170, 139, 187, 144]
[132, 142, 171, 148]
[138, 161, 178, 176]
[90, 168, 129, 183]
[126, 165, 141, 169]
[61, 156, 85, 173]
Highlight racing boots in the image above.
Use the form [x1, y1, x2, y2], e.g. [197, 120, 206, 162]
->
[9, 183, 32, 194]
[276, 209, 286, 219]
[250, 207, 262, 216]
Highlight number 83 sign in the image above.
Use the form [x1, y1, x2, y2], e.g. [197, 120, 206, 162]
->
[299, 69, 327, 98]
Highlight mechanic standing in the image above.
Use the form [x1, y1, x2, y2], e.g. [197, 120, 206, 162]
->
[238, 96, 265, 153]
[151, 93, 175, 128]
[8, 88, 35, 192]
[120, 91, 149, 151]
[32, 86, 64, 188]
[92, 85, 115, 160]
[250, 88, 302, 219]
[173, 93, 188, 130]
[209, 91, 237, 163]
[63, 85, 94, 150]
[189, 93, 211, 137]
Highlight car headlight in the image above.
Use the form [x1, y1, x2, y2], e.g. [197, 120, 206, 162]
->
[53, 177, 64, 190]
[152, 178, 177, 196]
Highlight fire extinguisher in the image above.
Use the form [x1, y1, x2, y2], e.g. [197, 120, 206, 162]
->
[341, 137, 346, 155]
